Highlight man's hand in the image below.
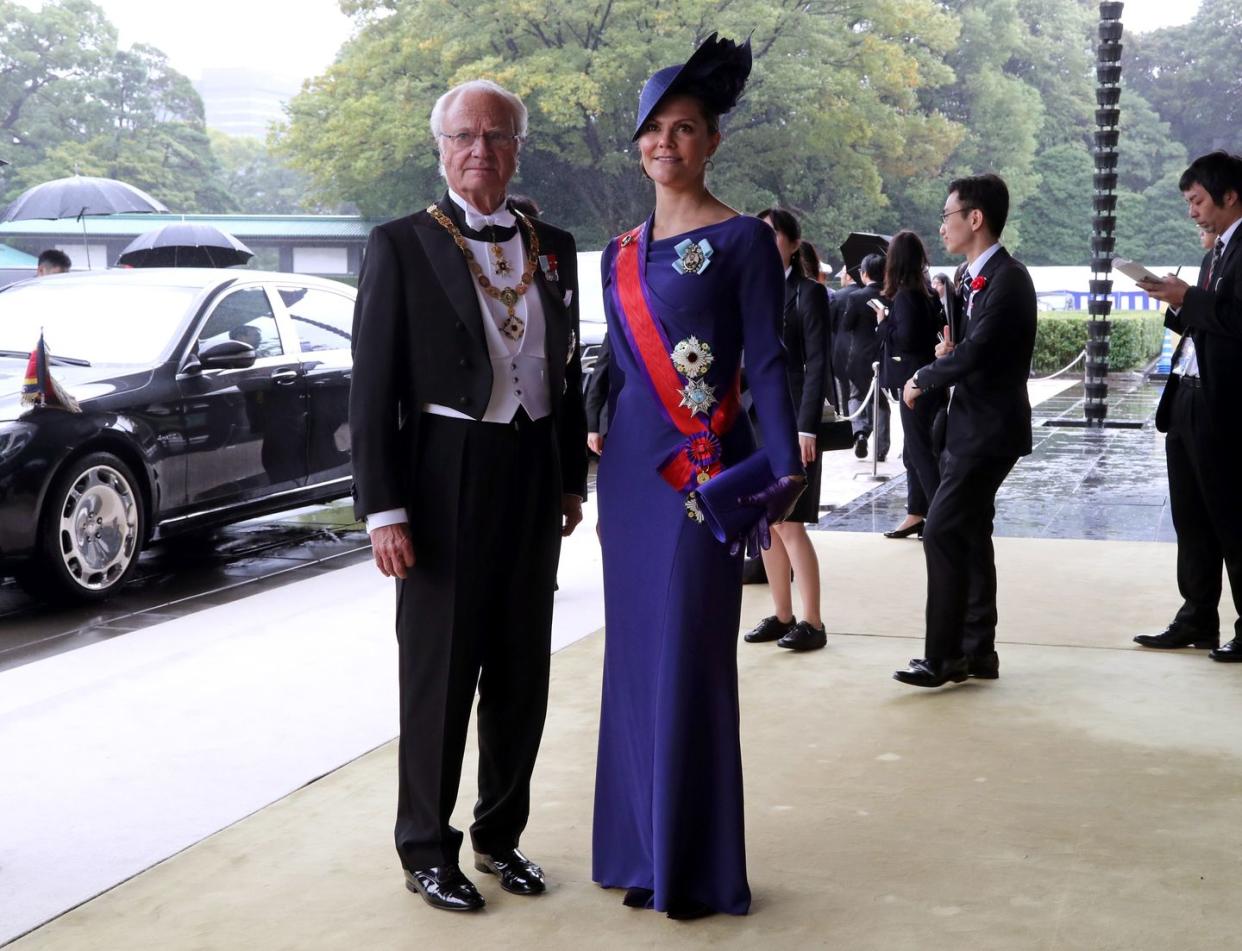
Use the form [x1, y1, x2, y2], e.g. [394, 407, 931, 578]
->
[903, 377, 922, 409]
[799, 433, 817, 466]
[561, 494, 584, 537]
[934, 325, 955, 358]
[587, 432, 604, 455]
[1138, 275, 1189, 309]
[371, 523, 415, 579]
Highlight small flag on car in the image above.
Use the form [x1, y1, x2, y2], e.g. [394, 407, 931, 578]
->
[21, 332, 81, 412]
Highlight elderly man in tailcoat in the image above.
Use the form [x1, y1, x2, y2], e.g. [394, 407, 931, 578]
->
[349, 79, 587, 913]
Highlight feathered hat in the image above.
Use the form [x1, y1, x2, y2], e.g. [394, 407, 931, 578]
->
[632, 32, 753, 141]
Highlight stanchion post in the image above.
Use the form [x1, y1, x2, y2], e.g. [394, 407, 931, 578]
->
[853, 362, 890, 483]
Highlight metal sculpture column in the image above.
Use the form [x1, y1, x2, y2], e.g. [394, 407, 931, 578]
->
[1086, 1, 1125, 426]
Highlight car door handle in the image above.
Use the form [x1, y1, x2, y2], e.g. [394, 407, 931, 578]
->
[272, 369, 301, 385]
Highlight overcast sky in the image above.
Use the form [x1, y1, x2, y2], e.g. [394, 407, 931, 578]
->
[38, 0, 1208, 85]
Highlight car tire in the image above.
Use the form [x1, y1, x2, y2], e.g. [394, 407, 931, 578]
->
[21, 451, 146, 602]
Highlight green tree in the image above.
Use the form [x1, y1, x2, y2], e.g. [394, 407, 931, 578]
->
[277, 0, 964, 249]
[1114, 85, 1187, 195]
[1114, 171, 1201, 267]
[1126, 0, 1242, 161]
[1013, 144, 1092, 265]
[0, 0, 226, 211]
[211, 132, 329, 214]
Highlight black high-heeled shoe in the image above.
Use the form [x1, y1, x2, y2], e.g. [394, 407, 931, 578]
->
[623, 887, 654, 908]
[883, 520, 925, 539]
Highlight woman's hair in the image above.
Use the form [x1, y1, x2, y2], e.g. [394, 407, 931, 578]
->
[882, 230, 933, 300]
[757, 208, 801, 243]
[798, 241, 824, 283]
[932, 271, 952, 290]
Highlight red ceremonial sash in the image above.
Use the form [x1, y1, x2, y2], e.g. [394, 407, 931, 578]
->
[611, 223, 741, 491]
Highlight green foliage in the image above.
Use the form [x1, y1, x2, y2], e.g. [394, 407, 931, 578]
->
[1126, 0, 1242, 161]
[210, 132, 330, 215]
[0, 0, 227, 212]
[1018, 144, 1093, 265]
[277, 0, 965, 249]
[1033, 310, 1165, 374]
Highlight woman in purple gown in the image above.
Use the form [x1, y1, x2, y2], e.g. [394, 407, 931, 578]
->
[591, 34, 805, 920]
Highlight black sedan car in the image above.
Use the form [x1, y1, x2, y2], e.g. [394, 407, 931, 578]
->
[0, 269, 355, 601]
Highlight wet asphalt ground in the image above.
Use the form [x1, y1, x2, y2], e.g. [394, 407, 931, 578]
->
[819, 372, 1174, 542]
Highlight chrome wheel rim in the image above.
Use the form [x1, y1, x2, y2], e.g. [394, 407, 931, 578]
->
[57, 464, 139, 591]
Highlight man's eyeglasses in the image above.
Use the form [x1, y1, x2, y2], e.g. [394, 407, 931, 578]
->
[940, 207, 974, 222]
[439, 131, 522, 151]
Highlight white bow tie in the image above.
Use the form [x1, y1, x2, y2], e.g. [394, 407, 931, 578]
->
[451, 190, 516, 232]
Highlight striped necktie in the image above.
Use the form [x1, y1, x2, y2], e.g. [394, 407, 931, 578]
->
[1204, 238, 1224, 289]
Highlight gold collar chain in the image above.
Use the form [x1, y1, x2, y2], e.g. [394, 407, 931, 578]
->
[428, 204, 541, 340]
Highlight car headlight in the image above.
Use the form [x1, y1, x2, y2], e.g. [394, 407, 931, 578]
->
[0, 421, 35, 464]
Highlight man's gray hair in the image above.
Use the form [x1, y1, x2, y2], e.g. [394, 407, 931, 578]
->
[429, 79, 529, 139]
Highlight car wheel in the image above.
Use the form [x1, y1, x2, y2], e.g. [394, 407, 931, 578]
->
[26, 452, 145, 602]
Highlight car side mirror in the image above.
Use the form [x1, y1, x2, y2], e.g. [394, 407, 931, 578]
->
[199, 340, 257, 370]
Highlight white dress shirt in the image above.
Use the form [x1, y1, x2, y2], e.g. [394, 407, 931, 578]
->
[1172, 217, 1240, 379]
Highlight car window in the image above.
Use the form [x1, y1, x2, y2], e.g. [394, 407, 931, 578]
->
[197, 287, 284, 357]
[279, 287, 353, 352]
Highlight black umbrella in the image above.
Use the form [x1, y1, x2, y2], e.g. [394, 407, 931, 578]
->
[0, 175, 168, 269]
[118, 222, 254, 268]
[839, 232, 891, 284]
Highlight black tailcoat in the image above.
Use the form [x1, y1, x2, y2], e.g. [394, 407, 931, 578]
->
[348, 193, 587, 871]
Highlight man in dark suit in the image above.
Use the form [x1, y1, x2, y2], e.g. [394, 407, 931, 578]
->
[892, 173, 1036, 688]
[585, 333, 610, 455]
[1134, 151, 1242, 659]
[350, 79, 587, 912]
[828, 266, 858, 413]
[841, 253, 889, 460]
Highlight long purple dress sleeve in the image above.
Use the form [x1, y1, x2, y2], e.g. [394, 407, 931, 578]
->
[592, 214, 800, 916]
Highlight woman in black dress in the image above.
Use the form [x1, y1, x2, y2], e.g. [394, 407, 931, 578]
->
[742, 208, 829, 651]
[877, 230, 944, 538]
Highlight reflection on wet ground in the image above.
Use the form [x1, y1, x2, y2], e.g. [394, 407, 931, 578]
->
[817, 373, 1175, 543]
[0, 501, 370, 673]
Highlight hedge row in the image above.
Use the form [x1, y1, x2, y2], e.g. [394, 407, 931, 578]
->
[1033, 311, 1165, 374]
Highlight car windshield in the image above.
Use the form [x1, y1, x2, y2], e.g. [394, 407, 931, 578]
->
[0, 281, 200, 365]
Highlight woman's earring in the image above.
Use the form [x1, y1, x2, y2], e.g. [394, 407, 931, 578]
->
[705, 158, 715, 171]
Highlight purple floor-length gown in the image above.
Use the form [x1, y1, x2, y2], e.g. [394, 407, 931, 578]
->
[591, 214, 802, 915]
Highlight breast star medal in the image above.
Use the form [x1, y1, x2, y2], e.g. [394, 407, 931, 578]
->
[673, 238, 713, 275]
[671, 335, 717, 417]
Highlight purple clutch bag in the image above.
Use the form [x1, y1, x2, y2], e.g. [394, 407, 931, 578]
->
[692, 452, 776, 544]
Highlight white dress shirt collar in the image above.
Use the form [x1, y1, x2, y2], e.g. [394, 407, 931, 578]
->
[967, 242, 1003, 282]
[1216, 218, 1241, 254]
[448, 188, 516, 231]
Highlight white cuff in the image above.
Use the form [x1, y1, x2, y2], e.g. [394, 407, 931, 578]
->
[366, 509, 408, 533]
[797, 432, 816, 439]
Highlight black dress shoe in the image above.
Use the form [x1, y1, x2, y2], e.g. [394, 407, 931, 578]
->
[404, 865, 485, 911]
[876, 452, 887, 462]
[883, 520, 925, 539]
[667, 899, 716, 920]
[892, 657, 969, 688]
[744, 615, 796, 643]
[777, 620, 827, 651]
[473, 848, 545, 895]
[1210, 637, 1242, 662]
[623, 887, 654, 908]
[967, 651, 999, 679]
[853, 433, 868, 459]
[1133, 626, 1219, 650]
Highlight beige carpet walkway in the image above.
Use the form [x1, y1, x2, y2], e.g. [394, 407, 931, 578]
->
[12, 533, 1241, 951]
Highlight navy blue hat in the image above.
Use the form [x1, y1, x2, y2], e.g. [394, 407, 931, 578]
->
[632, 33, 753, 141]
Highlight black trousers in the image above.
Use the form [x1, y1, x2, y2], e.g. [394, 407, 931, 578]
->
[394, 411, 562, 871]
[1166, 383, 1242, 640]
[898, 390, 945, 517]
[923, 451, 1017, 660]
